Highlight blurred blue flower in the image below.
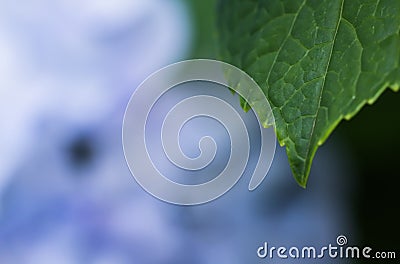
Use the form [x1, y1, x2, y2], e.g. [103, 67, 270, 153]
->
[0, 1, 356, 263]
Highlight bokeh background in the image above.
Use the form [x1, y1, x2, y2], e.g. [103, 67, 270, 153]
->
[0, 0, 398, 263]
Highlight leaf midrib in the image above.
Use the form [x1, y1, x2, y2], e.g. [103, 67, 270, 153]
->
[301, 0, 345, 183]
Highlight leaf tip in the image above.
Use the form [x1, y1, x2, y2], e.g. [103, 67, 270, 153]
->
[390, 83, 399, 92]
[295, 177, 308, 189]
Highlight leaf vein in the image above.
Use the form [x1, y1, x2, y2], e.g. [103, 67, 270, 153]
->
[265, 0, 307, 90]
[302, 0, 345, 175]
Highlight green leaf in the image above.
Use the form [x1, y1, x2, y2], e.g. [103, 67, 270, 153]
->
[217, 0, 400, 187]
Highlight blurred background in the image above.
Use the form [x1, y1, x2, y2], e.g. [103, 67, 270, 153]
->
[0, 0, 398, 263]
